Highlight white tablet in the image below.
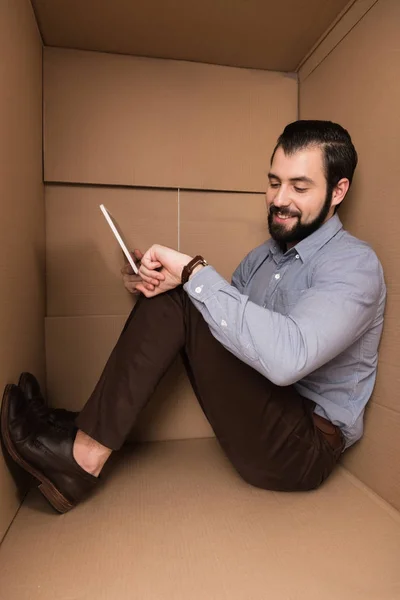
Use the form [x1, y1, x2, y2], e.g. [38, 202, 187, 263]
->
[99, 204, 139, 274]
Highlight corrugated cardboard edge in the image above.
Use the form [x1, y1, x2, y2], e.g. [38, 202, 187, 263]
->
[297, 0, 379, 82]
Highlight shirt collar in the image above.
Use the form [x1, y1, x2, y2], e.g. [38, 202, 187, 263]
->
[269, 214, 343, 263]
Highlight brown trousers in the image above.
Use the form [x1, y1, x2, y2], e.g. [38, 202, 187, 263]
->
[76, 288, 344, 492]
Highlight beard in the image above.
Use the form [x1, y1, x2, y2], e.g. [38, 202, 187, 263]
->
[267, 190, 332, 245]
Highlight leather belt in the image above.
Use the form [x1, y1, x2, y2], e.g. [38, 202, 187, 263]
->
[312, 413, 344, 453]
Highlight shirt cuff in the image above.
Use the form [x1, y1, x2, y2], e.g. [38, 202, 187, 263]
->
[183, 266, 229, 302]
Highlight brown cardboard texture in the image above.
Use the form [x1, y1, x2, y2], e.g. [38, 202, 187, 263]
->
[180, 191, 267, 282]
[299, 0, 400, 510]
[32, 0, 350, 71]
[1, 439, 400, 600]
[44, 48, 297, 191]
[0, 0, 44, 540]
[46, 185, 178, 316]
[1, 0, 400, 597]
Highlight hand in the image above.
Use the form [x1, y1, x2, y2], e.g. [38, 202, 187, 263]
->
[137, 244, 193, 298]
[121, 249, 159, 295]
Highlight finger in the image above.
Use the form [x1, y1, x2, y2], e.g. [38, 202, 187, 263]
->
[121, 263, 134, 275]
[139, 267, 165, 285]
[123, 277, 141, 291]
[139, 264, 165, 281]
[124, 274, 142, 284]
[125, 284, 137, 294]
[141, 255, 163, 270]
[133, 249, 144, 260]
[123, 280, 139, 293]
[141, 282, 155, 291]
[127, 282, 146, 293]
[136, 283, 155, 297]
[140, 273, 162, 286]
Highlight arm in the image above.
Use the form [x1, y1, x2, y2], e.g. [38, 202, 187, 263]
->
[185, 250, 383, 386]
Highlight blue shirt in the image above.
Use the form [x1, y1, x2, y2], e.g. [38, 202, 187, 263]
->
[184, 215, 386, 448]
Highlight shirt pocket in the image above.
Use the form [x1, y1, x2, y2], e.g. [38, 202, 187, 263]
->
[274, 288, 307, 315]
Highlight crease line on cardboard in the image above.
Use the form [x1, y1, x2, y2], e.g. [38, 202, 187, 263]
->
[0, 490, 30, 546]
[339, 466, 400, 523]
[369, 401, 400, 417]
[44, 180, 265, 195]
[45, 314, 131, 321]
[297, 0, 379, 83]
[178, 187, 180, 251]
[296, 0, 359, 71]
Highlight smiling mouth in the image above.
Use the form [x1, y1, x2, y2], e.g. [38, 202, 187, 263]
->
[273, 211, 299, 220]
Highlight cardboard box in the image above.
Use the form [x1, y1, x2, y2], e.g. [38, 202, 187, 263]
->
[1, 0, 399, 598]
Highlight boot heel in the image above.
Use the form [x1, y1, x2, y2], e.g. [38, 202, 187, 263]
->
[38, 482, 74, 514]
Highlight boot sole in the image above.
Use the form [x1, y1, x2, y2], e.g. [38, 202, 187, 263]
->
[1, 385, 74, 514]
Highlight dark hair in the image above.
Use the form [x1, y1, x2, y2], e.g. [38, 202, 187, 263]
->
[271, 120, 358, 197]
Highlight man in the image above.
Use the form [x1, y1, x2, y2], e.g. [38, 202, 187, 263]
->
[1, 120, 386, 513]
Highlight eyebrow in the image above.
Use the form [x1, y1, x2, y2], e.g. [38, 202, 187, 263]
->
[268, 173, 315, 186]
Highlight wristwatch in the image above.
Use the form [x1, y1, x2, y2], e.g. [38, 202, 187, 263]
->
[181, 255, 208, 285]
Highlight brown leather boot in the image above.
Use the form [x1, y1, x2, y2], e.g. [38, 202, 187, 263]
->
[18, 372, 79, 433]
[1, 384, 98, 513]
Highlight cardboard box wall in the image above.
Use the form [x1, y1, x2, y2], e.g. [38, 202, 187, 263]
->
[0, 0, 45, 540]
[299, 0, 400, 511]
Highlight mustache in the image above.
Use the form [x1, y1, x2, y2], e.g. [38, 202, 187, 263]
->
[269, 205, 301, 218]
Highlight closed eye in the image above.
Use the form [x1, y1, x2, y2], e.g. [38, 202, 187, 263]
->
[294, 187, 308, 193]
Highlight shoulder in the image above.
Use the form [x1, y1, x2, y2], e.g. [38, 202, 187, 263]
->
[312, 229, 385, 298]
[328, 229, 382, 268]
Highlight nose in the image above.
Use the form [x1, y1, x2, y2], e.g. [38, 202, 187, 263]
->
[272, 185, 290, 208]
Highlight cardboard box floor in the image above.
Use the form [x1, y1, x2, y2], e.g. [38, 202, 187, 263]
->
[1, 439, 400, 599]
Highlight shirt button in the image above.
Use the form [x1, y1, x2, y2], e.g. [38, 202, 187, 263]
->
[295, 254, 300, 259]
[195, 286, 203, 294]
[274, 273, 281, 280]
[221, 320, 227, 327]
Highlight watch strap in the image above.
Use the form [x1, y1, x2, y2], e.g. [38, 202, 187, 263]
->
[181, 255, 208, 285]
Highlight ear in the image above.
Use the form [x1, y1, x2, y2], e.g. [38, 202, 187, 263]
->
[331, 178, 350, 209]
